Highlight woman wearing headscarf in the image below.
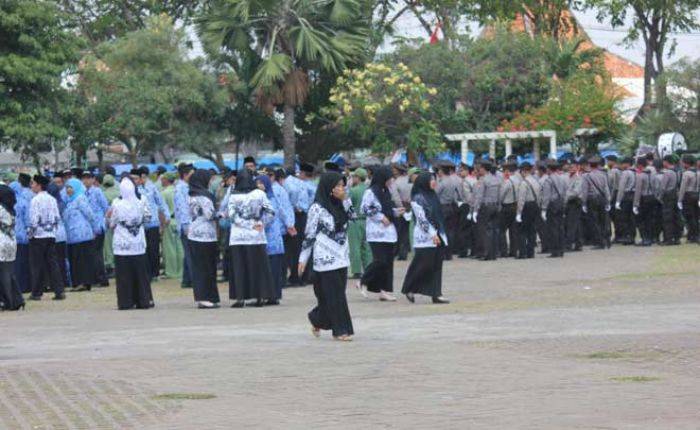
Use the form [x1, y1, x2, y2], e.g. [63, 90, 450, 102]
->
[9, 181, 30, 294]
[187, 169, 221, 309]
[227, 169, 276, 308]
[0, 185, 24, 311]
[255, 174, 285, 305]
[47, 182, 70, 290]
[101, 174, 120, 279]
[300, 172, 355, 341]
[356, 165, 402, 301]
[401, 172, 450, 304]
[108, 178, 154, 309]
[63, 178, 99, 292]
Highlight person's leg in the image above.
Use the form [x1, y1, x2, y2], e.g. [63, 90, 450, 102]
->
[28, 239, 44, 298]
[94, 233, 108, 285]
[347, 220, 363, 276]
[45, 239, 64, 297]
[180, 232, 193, 288]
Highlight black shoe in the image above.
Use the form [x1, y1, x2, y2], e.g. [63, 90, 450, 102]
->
[405, 293, 415, 303]
[99, 281, 110, 287]
[231, 300, 245, 308]
[29, 295, 41, 301]
[254, 299, 264, 307]
[432, 296, 450, 304]
[53, 293, 65, 301]
[265, 299, 280, 306]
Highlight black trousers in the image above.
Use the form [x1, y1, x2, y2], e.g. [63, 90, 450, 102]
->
[14, 243, 30, 293]
[394, 216, 410, 260]
[547, 202, 565, 257]
[499, 202, 518, 257]
[565, 198, 583, 250]
[29, 238, 64, 297]
[286, 211, 308, 284]
[0, 261, 24, 310]
[114, 254, 153, 310]
[477, 204, 499, 260]
[456, 204, 473, 257]
[308, 268, 353, 337]
[269, 254, 285, 299]
[587, 196, 609, 247]
[652, 201, 663, 242]
[661, 192, 681, 243]
[93, 232, 108, 285]
[617, 193, 635, 244]
[682, 192, 699, 242]
[361, 242, 395, 293]
[636, 196, 656, 245]
[518, 202, 538, 258]
[145, 227, 160, 279]
[610, 190, 621, 241]
[441, 204, 458, 259]
[188, 240, 220, 303]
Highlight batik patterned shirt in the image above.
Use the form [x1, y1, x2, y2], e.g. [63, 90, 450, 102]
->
[299, 200, 354, 272]
[227, 189, 275, 246]
[0, 206, 16, 262]
[29, 191, 60, 239]
[360, 189, 397, 243]
[187, 195, 218, 243]
[109, 197, 151, 256]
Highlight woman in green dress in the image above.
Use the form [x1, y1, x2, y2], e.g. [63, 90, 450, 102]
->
[160, 172, 183, 279]
[347, 168, 372, 278]
[101, 174, 120, 278]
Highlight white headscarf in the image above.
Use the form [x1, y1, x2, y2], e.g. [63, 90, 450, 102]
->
[120, 178, 138, 203]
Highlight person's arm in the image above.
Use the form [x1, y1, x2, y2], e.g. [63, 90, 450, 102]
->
[260, 194, 276, 226]
[633, 174, 642, 209]
[78, 196, 99, 233]
[516, 181, 527, 216]
[678, 172, 689, 205]
[412, 199, 437, 237]
[298, 204, 320, 267]
[28, 198, 38, 238]
[276, 186, 295, 229]
[360, 190, 386, 223]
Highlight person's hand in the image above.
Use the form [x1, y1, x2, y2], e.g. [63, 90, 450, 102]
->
[633, 206, 639, 215]
[253, 223, 263, 232]
[516, 214, 522, 223]
[472, 212, 478, 223]
[298, 263, 306, 275]
[582, 205, 588, 214]
[381, 216, 391, 226]
[466, 212, 472, 221]
[615, 202, 621, 211]
[396, 207, 406, 216]
[677, 202, 683, 211]
[287, 226, 297, 236]
[432, 235, 441, 246]
[541, 210, 547, 221]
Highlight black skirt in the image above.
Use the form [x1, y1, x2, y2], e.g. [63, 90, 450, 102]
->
[361, 242, 395, 293]
[0, 261, 24, 311]
[308, 268, 353, 337]
[114, 254, 154, 310]
[229, 244, 275, 301]
[401, 247, 444, 298]
[67, 240, 97, 287]
[188, 240, 221, 303]
[269, 254, 285, 299]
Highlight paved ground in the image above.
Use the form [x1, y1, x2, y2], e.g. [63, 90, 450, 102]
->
[2, 244, 699, 429]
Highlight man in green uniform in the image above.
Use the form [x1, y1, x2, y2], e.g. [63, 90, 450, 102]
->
[348, 168, 372, 279]
[160, 172, 183, 279]
[101, 174, 120, 278]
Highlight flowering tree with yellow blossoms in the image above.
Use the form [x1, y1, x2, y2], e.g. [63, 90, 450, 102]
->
[323, 62, 444, 157]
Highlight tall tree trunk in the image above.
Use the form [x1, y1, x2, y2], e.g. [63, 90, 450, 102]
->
[97, 148, 104, 171]
[641, 42, 655, 115]
[282, 103, 296, 168]
[130, 148, 138, 167]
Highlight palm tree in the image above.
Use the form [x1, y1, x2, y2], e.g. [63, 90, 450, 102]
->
[198, 0, 368, 168]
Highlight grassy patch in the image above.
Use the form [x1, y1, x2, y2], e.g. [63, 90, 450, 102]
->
[577, 349, 676, 361]
[153, 392, 217, 401]
[609, 376, 660, 383]
[613, 244, 700, 281]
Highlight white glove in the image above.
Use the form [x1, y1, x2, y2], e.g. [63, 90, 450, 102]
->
[677, 202, 683, 211]
[541, 210, 547, 221]
[615, 202, 621, 211]
[473, 212, 478, 223]
[605, 204, 611, 212]
[466, 212, 472, 221]
[516, 214, 522, 223]
[582, 205, 588, 214]
[633, 206, 639, 215]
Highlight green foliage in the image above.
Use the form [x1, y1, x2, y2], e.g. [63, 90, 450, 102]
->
[666, 58, 700, 150]
[0, 0, 80, 163]
[323, 62, 444, 157]
[78, 15, 229, 165]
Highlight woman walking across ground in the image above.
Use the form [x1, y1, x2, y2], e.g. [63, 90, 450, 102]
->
[300, 172, 355, 341]
[227, 169, 276, 308]
[108, 178, 154, 310]
[357, 165, 402, 301]
[187, 169, 221, 309]
[401, 172, 450, 304]
[63, 178, 99, 292]
[0, 185, 24, 311]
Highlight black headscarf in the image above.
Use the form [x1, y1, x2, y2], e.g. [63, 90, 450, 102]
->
[188, 169, 215, 205]
[411, 172, 445, 235]
[315, 172, 348, 231]
[369, 165, 394, 221]
[0, 184, 17, 217]
[47, 182, 66, 213]
[233, 168, 256, 194]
